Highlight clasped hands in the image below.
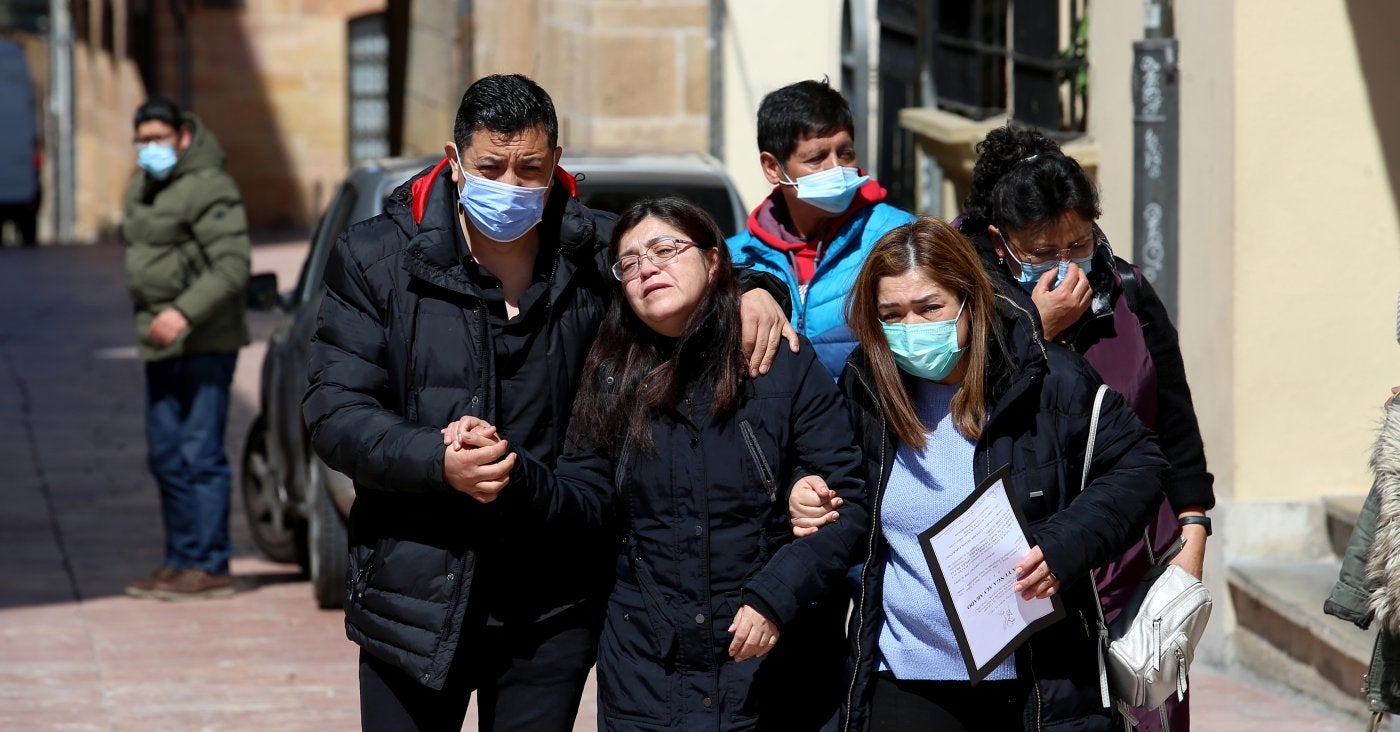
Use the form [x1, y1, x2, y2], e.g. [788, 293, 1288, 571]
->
[440, 415, 514, 503]
[441, 416, 782, 659]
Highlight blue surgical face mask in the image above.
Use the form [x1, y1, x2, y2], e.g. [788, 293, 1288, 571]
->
[881, 301, 966, 382]
[1001, 236, 1094, 293]
[780, 165, 868, 214]
[456, 163, 551, 243]
[138, 143, 179, 180]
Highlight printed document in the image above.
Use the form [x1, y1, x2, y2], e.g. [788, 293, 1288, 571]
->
[917, 466, 1065, 683]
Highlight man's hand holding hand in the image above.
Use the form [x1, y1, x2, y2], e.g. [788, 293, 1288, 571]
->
[739, 288, 799, 378]
[440, 416, 514, 503]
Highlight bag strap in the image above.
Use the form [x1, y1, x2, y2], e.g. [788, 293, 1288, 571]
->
[1115, 258, 1144, 315]
[1080, 384, 1108, 495]
[1082, 384, 1114, 710]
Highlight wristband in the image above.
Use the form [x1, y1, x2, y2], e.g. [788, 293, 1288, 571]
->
[1178, 515, 1212, 537]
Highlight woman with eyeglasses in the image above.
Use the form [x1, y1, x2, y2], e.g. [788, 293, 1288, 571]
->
[443, 196, 868, 731]
[958, 124, 1216, 732]
[828, 216, 1165, 731]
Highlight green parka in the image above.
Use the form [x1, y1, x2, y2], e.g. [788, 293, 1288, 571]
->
[1326, 402, 1400, 726]
[121, 113, 249, 361]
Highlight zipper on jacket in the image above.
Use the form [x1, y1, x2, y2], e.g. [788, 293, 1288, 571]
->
[739, 419, 777, 503]
[995, 293, 1048, 363]
[1028, 641, 1044, 731]
[843, 366, 887, 732]
[351, 546, 378, 603]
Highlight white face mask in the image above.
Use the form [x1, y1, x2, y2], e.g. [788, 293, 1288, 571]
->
[780, 165, 869, 214]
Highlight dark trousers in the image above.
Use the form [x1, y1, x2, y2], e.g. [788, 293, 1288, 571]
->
[869, 672, 1029, 731]
[359, 613, 600, 732]
[144, 352, 236, 574]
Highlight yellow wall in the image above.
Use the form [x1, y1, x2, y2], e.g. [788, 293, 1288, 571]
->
[721, 0, 844, 210]
[1088, 1, 1241, 505]
[1087, 1, 1400, 504]
[1233, 0, 1399, 501]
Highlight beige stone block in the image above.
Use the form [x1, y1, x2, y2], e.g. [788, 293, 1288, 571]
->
[683, 31, 711, 117]
[592, 34, 678, 118]
[473, 0, 544, 75]
[586, 116, 708, 153]
[302, 0, 384, 15]
[546, 0, 591, 29]
[591, 0, 709, 30]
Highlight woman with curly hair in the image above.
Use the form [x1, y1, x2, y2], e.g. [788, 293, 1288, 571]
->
[958, 125, 1217, 731]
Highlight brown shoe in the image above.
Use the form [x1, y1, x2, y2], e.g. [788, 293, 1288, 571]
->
[149, 569, 235, 601]
[125, 566, 180, 598]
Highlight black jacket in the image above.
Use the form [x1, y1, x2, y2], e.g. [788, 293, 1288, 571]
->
[302, 159, 618, 689]
[510, 341, 869, 730]
[838, 296, 1167, 731]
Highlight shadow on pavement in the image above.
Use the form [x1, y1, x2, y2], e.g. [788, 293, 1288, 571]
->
[0, 241, 312, 610]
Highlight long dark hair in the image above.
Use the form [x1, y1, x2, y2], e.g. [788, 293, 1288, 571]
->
[962, 124, 1100, 233]
[846, 217, 998, 447]
[568, 197, 747, 456]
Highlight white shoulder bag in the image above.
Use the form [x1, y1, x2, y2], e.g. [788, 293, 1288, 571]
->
[1081, 384, 1214, 729]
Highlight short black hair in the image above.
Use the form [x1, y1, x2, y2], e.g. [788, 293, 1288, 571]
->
[964, 124, 1100, 231]
[133, 97, 184, 132]
[453, 74, 559, 151]
[756, 79, 855, 163]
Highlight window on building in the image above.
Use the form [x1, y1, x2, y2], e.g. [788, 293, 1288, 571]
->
[875, 0, 920, 211]
[930, 0, 1087, 136]
[347, 12, 389, 164]
[840, 0, 871, 170]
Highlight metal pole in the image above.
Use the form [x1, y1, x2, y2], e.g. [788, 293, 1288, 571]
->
[1132, 0, 1179, 319]
[707, 0, 724, 160]
[48, 0, 74, 241]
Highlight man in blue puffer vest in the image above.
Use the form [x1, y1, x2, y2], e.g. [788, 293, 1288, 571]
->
[729, 79, 915, 377]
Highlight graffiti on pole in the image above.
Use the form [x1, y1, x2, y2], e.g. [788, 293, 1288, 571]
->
[1132, 37, 1179, 319]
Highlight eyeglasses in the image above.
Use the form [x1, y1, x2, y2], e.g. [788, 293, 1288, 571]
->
[1002, 228, 1097, 265]
[610, 237, 697, 282]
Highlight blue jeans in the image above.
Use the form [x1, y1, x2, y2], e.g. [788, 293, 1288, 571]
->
[144, 352, 237, 574]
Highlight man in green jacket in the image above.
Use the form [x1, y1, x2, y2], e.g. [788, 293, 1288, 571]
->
[121, 98, 250, 601]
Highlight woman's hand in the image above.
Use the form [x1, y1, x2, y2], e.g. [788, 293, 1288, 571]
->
[728, 604, 780, 661]
[441, 415, 500, 450]
[1013, 545, 1060, 600]
[1030, 264, 1092, 341]
[739, 288, 800, 378]
[789, 474, 842, 537]
[440, 416, 513, 502]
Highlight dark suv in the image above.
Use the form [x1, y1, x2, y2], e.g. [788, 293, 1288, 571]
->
[242, 152, 746, 607]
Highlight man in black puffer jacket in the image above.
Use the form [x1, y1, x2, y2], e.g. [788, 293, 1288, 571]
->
[303, 74, 795, 732]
